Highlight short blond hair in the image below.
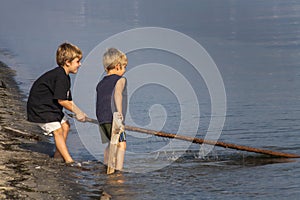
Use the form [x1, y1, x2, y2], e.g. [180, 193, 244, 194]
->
[56, 42, 82, 67]
[103, 48, 127, 71]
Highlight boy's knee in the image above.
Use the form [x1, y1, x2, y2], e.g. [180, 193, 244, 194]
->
[61, 121, 70, 130]
[53, 128, 64, 136]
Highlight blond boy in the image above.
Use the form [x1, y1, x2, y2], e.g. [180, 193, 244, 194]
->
[96, 48, 127, 170]
[27, 42, 87, 164]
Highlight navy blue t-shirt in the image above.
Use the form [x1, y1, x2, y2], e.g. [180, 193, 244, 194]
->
[96, 74, 127, 124]
[27, 67, 72, 123]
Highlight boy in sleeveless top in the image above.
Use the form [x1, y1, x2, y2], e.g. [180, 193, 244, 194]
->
[96, 48, 127, 171]
[27, 42, 87, 164]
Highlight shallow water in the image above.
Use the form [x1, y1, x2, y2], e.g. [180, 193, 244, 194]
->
[1, 0, 300, 199]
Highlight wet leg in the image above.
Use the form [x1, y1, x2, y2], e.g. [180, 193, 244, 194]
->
[104, 144, 109, 165]
[116, 141, 126, 170]
[53, 127, 73, 163]
[54, 121, 70, 160]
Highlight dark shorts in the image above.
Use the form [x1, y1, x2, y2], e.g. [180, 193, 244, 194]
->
[99, 123, 126, 144]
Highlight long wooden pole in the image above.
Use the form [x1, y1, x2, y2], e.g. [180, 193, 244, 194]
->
[82, 116, 300, 158]
[125, 125, 300, 158]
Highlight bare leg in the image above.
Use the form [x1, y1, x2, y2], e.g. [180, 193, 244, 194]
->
[116, 141, 126, 170]
[104, 144, 109, 165]
[54, 121, 70, 160]
[53, 127, 73, 163]
[61, 121, 70, 141]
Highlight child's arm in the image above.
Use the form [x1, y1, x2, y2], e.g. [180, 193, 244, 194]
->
[114, 77, 126, 122]
[58, 100, 87, 121]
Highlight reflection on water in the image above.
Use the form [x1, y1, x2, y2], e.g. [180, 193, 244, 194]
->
[57, 149, 298, 200]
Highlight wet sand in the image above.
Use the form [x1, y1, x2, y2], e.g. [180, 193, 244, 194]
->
[0, 61, 84, 199]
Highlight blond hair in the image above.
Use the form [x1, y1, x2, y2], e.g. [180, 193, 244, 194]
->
[56, 42, 82, 67]
[103, 48, 127, 72]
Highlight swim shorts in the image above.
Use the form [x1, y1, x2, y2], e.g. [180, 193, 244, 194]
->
[99, 123, 126, 144]
[37, 115, 69, 136]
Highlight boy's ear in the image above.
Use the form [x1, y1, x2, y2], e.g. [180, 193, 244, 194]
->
[65, 60, 71, 67]
[115, 63, 121, 70]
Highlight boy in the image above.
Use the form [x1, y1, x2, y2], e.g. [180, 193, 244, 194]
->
[96, 48, 127, 171]
[27, 42, 87, 164]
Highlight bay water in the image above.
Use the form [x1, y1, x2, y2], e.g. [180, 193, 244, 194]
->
[1, 0, 300, 199]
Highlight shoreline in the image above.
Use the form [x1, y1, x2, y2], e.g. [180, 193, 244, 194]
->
[0, 61, 82, 199]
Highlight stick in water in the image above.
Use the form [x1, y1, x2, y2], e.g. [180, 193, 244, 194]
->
[69, 114, 300, 158]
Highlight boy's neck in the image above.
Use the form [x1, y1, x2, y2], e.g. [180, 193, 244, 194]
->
[62, 65, 69, 75]
[107, 69, 120, 76]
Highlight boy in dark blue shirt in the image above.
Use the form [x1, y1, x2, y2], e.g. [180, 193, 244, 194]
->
[96, 48, 127, 171]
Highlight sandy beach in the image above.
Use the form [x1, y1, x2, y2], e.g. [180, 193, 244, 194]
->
[0, 61, 84, 199]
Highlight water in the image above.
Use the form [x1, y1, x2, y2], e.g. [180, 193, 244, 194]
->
[1, 0, 300, 199]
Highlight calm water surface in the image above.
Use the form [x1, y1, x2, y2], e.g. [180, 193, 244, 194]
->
[1, 0, 300, 199]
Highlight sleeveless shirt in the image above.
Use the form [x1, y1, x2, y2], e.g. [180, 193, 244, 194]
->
[96, 74, 126, 124]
